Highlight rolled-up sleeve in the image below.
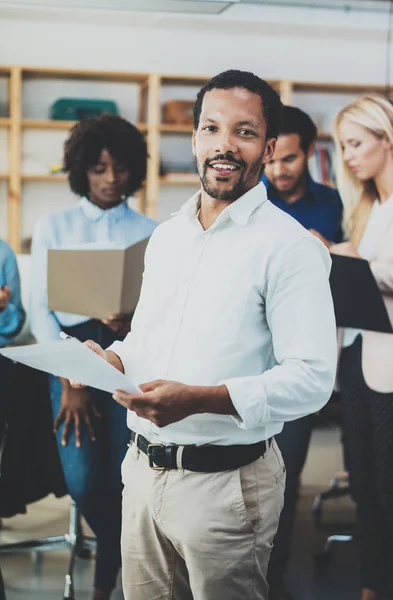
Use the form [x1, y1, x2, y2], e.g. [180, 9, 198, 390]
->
[0, 247, 25, 339]
[221, 236, 337, 430]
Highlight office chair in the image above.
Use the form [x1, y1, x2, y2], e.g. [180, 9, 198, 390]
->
[312, 471, 350, 528]
[0, 500, 96, 600]
[312, 471, 355, 568]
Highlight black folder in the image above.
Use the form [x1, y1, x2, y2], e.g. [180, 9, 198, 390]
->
[329, 254, 393, 333]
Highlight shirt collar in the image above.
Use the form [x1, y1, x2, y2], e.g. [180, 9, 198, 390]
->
[263, 174, 316, 203]
[173, 182, 268, 227]
[78, 197, 129, 222]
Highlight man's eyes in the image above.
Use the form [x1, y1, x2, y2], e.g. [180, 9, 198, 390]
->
[202, 126, 255, 136]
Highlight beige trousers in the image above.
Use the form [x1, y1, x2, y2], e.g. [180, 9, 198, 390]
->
[121, 438, 286, 600]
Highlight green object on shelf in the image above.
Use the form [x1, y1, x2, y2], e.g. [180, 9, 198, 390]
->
[50, 98, 119, 121]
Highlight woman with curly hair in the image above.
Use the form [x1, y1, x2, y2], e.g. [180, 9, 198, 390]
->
[30, 114, 157, 600]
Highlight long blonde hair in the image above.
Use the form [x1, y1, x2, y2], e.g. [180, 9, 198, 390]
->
[333, 94, 393, 246]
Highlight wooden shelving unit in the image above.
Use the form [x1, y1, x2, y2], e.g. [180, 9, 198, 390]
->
[2, 65, 386, 252]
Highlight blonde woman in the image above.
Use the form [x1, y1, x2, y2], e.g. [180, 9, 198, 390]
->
[332, 94, 393, 600]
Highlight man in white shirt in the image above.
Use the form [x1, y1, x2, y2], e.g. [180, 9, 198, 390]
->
[74, 69, 337, 600]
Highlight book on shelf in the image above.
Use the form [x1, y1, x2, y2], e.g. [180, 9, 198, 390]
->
[308, 141, 336, 188]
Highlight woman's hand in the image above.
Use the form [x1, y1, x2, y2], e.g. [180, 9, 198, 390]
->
[101, 313, 132, 338]
[330, 242, 361, 258]
[54, 380, 102, 447]
[0, 286, 11, 311]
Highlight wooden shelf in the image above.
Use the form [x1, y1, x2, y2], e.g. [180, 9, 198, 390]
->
[160, 174, 199, 186]
[160, 124, 194, 134]
[22, 119, 148, 131]
[22, 119, 77, 130]
[293, 81, 392, 94]
[161, 75, 210, 86]
[22, 66, 149, 84]
[22, 174, 68, 182]
[0, 173, 8, 181]
[0, 118, 10, 127]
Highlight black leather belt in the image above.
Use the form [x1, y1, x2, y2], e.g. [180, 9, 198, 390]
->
[129, 431, 272, 473]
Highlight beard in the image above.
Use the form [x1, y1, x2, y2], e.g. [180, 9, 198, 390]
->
[199, 153, 265, 201]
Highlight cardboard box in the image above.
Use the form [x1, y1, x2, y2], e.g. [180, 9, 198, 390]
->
[47, 238, 149, 319]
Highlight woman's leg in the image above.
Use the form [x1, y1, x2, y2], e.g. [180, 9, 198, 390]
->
[338, 336, 386, 594]
[368, 391, 393, 598]
[52, 320, 128, 594]
[90, 387, 129, 593]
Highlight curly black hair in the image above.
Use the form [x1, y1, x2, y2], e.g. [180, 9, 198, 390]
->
[279, 105, 317, 153]
[63, 114, 147, 197]
[193, 70, 282, 139]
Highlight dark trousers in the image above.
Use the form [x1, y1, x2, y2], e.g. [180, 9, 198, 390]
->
[267, 414, 313, 583]
[338, 335, 393, 597]
[50, 320, 130, 592]
[0, 567, 5, 600]
[0, 354, 14, 448]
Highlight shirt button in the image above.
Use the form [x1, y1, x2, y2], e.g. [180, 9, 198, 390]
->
[223, 217, 230, 223]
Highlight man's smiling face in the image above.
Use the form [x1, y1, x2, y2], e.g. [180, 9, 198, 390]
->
[192, 87, 275, 202]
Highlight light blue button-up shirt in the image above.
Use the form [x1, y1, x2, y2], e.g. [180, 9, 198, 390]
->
[0, 240, 25, 346]
[30, 197, 157, 343]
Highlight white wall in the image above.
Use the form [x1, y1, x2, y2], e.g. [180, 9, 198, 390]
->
[1, 3, 393, 239]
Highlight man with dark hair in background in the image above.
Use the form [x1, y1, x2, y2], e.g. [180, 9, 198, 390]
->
[263, 106, 343, 600]
[71, 71, 337, 600]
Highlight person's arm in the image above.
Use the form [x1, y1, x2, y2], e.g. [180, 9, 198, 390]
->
[333, 193, 344, 244]
[369, 261, 393, 296]
[30, 215, 62, 342]
[0, 247, 25, 338]
[219, 236, 337, 430]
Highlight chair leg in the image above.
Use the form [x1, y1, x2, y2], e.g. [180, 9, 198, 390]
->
[0, 500, 97, 599]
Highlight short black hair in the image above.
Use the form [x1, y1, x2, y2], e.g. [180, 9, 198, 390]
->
[193, 69, 283, 139]
[279, 106, 317, 153]
[63, 114, 147, 197]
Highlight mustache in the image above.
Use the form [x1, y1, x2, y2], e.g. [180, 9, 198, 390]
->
[204, 154, 246, 168]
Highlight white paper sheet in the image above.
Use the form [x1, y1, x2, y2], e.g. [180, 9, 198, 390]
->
[0, 339, 141, 395]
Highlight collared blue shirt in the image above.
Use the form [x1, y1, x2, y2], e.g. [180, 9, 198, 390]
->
[30, 197, 158, 343]
[261, 174, 343, 243]
[0, 241, 25, 346]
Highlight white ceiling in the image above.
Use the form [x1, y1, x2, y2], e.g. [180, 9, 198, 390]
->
[0, 0, 237, 14]
[0, 0, 392, 14]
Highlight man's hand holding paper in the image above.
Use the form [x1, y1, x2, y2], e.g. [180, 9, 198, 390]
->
[0, 338, 138, 396]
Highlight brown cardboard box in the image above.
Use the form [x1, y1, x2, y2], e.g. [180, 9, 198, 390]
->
[47, 238, 149, 319]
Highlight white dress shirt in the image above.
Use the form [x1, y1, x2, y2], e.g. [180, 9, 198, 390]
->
[342, 197, 393, 348]
[109, 182, 337, 446]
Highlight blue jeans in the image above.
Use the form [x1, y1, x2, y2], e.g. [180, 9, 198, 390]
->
[267, 415, 313, 584]
[50, 320, 130, 592]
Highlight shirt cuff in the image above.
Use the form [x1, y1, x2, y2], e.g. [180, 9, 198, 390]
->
[106, 340, 126, 371]
[219, 375, 269, 430]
